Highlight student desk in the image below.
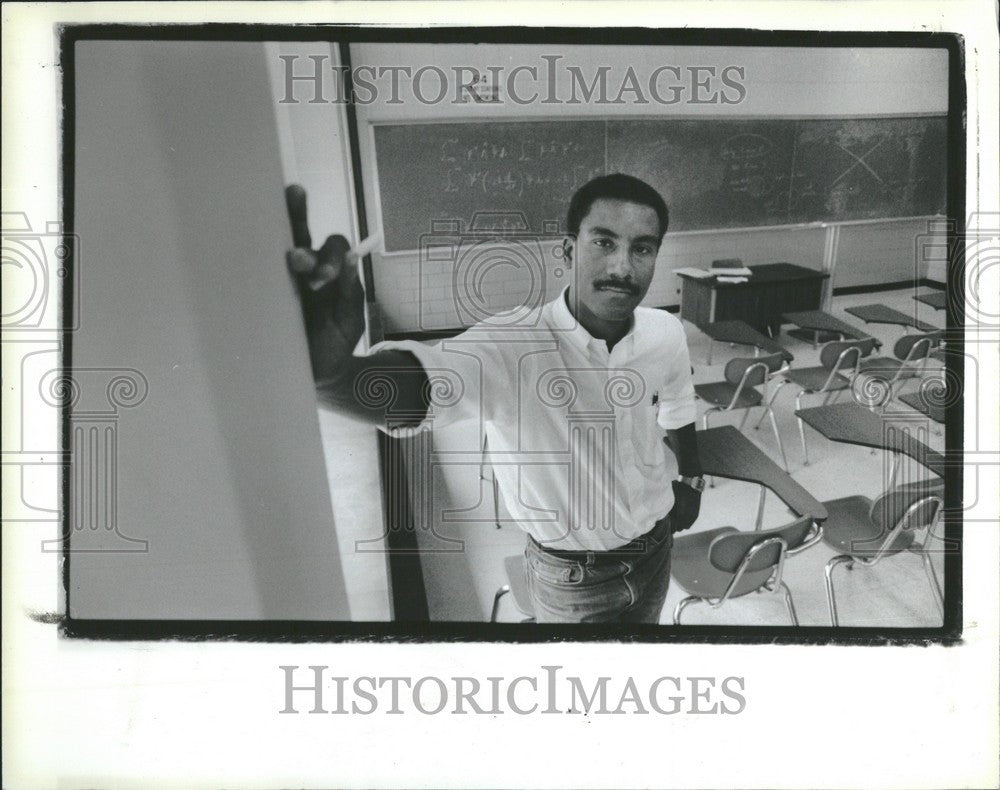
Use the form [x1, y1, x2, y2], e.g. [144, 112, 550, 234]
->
[913, 291, 948, 310]
[696, 425, 828, 527]
[795, 402, 944, 477]
[678, 263, 830, 336]
[782, 310, 874, 347]
[899, 392, 946, 424]
[844, 303, 939, 333]
[700, 320, 794, 364]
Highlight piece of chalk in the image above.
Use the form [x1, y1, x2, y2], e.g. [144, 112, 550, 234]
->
[351, 232, 383, 260]
[308, 233, 382, 291]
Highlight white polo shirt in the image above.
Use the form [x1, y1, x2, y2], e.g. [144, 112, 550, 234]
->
[371, 289, 696, 551]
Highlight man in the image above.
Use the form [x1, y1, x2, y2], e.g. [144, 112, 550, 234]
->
[286, 173, 703, 623]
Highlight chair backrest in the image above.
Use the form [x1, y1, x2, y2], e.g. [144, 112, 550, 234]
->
[723, 352, 786, 388]
[870, 480, 944, 534]
[893, 332, 941, 362]
[708, 516, 814, 573]
[819, 338, 878, 372]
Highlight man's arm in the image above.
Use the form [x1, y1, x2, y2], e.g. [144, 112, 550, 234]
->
[285, 185, 429, 429]
[314, 351, 429, 428]
[665, 422, 703, 533]
[665, 422, 702, 477]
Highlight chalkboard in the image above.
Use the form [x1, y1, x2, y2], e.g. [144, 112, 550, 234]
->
[373, 116, 947, 250]
[607, 120, 799, 230]
[374, 121, 606, 252]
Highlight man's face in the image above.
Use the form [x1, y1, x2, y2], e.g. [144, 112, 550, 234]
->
[564, 198, 662, 324]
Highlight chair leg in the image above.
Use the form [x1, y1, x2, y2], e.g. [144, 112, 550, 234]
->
[825, 555, 854, 626]
[492, 476, 500, 529]
[673, 596, 701, 625]
[888, 453, 901, 489]
[737, 408, 751, 432]
[754, 380, 786, 430]
[706, 340, 713, 365]
[490, 586, 510, 622]
[921, 551, 944, 618]
[797, 417, 810, 466]
[702, 411, 715, 488]
[795, 392, 810, 465]
[779, 581, 799, 626]
[754, 485, 767, 531]
[767, 407, 790, 472]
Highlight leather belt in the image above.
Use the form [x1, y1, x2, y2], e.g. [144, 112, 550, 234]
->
[530, 514, 671, 563]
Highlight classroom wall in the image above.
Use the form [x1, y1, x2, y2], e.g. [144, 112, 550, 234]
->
[345, 43, 950, 333]
[70, 41, 352, 619]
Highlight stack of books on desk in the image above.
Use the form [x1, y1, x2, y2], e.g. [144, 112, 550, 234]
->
[710, 259, 752, 283]
[711, 259, 753, 277]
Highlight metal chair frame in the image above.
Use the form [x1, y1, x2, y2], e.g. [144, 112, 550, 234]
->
[490, 582, 537, 623]
[700, 355, 791, 474]
[780, 341, 873, 465]
[674, 520, 824, 625]
[490, 556, 536, 623]
[478, 435, 501, 529]
[824, 494, 944, 626]
[858, 334, 939, 413]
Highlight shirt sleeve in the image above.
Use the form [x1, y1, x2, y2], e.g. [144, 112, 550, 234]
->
[656, 319, 697, 430]
[366, 335, 488, 436]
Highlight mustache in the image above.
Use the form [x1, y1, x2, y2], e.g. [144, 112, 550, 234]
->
[593, 277, 640, 295]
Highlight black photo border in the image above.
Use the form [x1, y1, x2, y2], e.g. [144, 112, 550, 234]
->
[59, 24, 967, 645]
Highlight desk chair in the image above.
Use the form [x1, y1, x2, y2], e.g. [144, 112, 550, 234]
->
[778, 338, 879, 465]
[822, 481, 944, 626]
[671, 516, 821, 625]
[490, 555, 535, 622]
[855, 332, 942, 411]
[695, 352, 790, 473]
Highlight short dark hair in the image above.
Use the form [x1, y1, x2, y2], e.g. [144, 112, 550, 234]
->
[566, 174, 669, 238]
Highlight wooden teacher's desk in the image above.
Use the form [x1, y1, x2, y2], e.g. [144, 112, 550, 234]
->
[678, 263, 830, 336]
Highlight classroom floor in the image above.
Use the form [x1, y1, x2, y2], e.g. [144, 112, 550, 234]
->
[323, 285, 950, 627]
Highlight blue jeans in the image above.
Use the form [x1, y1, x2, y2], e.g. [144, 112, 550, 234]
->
[523, 516, 673, 623]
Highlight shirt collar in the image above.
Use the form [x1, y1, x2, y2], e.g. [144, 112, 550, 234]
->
[545, 286, 638, 355]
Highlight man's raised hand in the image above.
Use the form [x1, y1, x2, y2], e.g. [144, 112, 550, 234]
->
[284, 184, 367, 378]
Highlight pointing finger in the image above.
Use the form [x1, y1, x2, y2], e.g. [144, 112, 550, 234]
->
[285, 184, 312, 250]
[313, 234, 352, 284]
[286, 247, 316, 275]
